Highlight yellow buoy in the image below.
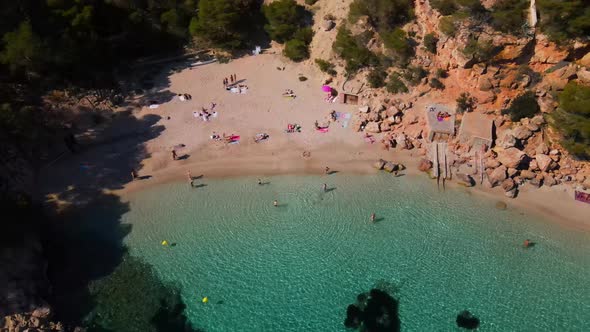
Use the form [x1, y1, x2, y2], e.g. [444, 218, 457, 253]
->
[161, 240, 168, 246]
[202, 297, 209, 303]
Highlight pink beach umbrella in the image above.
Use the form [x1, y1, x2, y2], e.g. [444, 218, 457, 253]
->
[322, 85, 332, 92]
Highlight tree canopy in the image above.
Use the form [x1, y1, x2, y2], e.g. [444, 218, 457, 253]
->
[551, 82, 590, 159]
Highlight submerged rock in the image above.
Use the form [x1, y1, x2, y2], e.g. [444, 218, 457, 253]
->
[456, 310, 480, 330]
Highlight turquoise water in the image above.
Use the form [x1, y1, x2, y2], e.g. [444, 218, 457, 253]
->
[119, 174, 590, 331]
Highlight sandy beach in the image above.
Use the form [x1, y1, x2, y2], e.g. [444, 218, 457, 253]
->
[42, 54, 590, 230]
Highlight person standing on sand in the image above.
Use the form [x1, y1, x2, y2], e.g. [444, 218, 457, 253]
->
[131, 168, 138, 181]
[187, 170, 193, 186]
[172, 150, 177, 161]
[371, 213, 376, 222]
[273, 200, 278, 207]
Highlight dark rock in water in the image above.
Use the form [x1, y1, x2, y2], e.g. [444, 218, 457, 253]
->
[345, 288, 400, 332]
[456, 310, 480, 330]
[344, 304, 362, 328]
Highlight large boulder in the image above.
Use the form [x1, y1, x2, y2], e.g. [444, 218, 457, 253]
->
[418, 159, 433, 172]
[497, 148, 526, 169]
[485, 158, 501, 169]
[543, 174, 557, 187]
[535, 143, 549, 155]
[478, 76, 494, 91]
[365, 121, 381, 133]
[535, 154, 556, 172]
[531, 115, 545, 126]
[456, 173, 475, 187]
[488, 165, 508, 187]
[520, 169, 536, 180]
[505, 188, 518, 198]
[501, 178, 516, 191]
[497, 132, 517, 149]
[373, 159, 386, 170]
[383, 162, 398, 173]
[513, 126, 533, 140]
[530, 174, 543, 187]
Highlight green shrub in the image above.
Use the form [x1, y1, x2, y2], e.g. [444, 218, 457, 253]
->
[315, 59, 337, 76]
[462, 36, 496, 63]
[386, 72, 408, 93]
[429, 77, 445, 89]
[367, 69, 387, 88]
[432, 0, 486, 16]
[491, 0, 528, 34]
[456, 92, 476, 113]
[402, 66, 428, 86]
[435, 68, 448, 78]
[550, 82, 590, 159]
[284, 38, 309, 62]
[382, 28, 411, 55]
[431, 0, 459, 15]
[538, 0, 590, 42]
[262, 0, 306, 43]
[348, 0, 414, 31]
[501, 91, 539, 121]
[423, 33, 438, 53]
[332, 27, 377, 73]
[439, 16, 457, 36]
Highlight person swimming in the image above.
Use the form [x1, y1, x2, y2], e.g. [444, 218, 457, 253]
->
[323, 183, 327, 192]
[371, 213, 376, 222]
[258, 179, 262, 185]
[273, 200, 278, 207]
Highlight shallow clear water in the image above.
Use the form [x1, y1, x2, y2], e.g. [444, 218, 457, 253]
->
[119, 174, 590, 331]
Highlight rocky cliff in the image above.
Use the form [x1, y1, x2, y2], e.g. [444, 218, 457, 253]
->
[303, 0, 590, 196]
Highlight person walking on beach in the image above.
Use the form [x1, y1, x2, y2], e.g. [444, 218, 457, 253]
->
[371, 213, 376, 222]
[131, 168, 138, 181]
[187, 170, 193, 186]
[172, 150, 177, 161]
[323, 183, 327, 192]
[273, 200, 278, 207]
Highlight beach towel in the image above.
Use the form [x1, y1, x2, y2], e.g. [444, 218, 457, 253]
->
[364, 136, 376, 144]
[317, 128, 329, 133]
[342, 120, 350, 128]
[179, 95, 186, 101]
[149, 104, 159, 109]
[228, 140, 240, 145]
[230, 87, 239, 93]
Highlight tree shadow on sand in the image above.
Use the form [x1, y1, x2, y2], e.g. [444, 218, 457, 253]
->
[38, 97, 203, 330]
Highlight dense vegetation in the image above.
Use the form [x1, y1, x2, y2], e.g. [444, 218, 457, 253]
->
[537, 0, 590, 43]
[551, 82, 590, 159]
[501, 91, 540, 121]
[332, 27, 378, 73]
[262, 0, 313, 62]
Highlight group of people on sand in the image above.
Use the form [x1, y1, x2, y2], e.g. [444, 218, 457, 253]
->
[178, 93, 192, 101]
[194, 106, 217, 122]
[223, 74, 238, 87]
[254, 133, 269, 143]
[286, 123, 301, 133]
[282, 89, 296, 98]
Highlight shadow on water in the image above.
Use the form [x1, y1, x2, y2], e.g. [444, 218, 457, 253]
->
[38, 76, 205, 331]
[345, 283, 401, 332]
